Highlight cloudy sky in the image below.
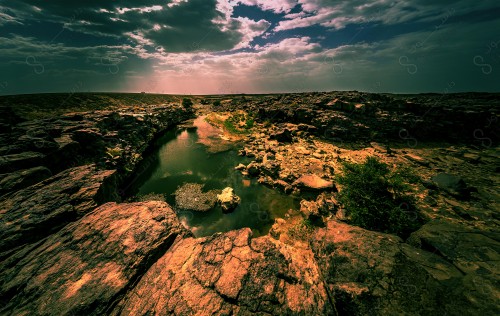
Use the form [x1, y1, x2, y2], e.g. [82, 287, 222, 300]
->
[0, 0, 499, 95]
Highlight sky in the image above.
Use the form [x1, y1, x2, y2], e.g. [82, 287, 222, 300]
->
[0, 0, 499, 95]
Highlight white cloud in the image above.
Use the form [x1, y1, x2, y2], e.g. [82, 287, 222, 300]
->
[273, 0, 499, 31]
[237, 0, 298, 13]
[233, 17, 271, 48]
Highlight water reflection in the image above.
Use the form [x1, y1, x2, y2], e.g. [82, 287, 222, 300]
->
[134, 116, 299, 237]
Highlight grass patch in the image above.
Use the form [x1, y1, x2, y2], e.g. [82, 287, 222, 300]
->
[206, 111, 255, 135]
[336, 156, 422, 238]
[288, 218, 314, 241]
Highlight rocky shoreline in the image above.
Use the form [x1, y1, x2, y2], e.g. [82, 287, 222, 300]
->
[0, 92, 498, 315]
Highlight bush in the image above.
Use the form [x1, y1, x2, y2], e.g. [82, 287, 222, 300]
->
[223, 112, 254, 134]
[336, 157, 422, 238]
[213, 100, 221, 107]
[182, 98, 193, 108]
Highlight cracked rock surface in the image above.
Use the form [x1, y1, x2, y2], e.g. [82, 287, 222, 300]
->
[112, 228, 334, 315]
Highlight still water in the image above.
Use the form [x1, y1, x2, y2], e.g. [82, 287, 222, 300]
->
[133, 116, 299, 237]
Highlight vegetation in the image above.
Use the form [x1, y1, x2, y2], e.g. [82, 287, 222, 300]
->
[182, 98, 193, 108]
[288, 218, 314, 241]
[212, 112, 254, 135]
[106, 146, 123, 158]
[336, 157, 422, 238]
[213, 100, 221, 107]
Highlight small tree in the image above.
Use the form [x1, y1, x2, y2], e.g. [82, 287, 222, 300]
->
[182, 98, 193, 108]
[336, 157, 422, 237]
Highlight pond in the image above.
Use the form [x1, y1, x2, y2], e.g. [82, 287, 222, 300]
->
[129, 116, 300, 237]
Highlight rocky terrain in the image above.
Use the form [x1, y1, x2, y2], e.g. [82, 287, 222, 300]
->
[0, 92, 499, 315]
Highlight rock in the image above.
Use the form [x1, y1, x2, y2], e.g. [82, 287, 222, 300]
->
[0, 151, 45, 173]
[0, 166, 52, 196]
[174, 183, 218, 212]
[234, 163, 246, 171]
[217, 187, 241, 213]
[404, 154, 430, 167]
[297, 123, 317, 132]
[463, 153, 481, 164]
[335, 208, 349, 221]
[295, 146, 311, 155]
[270, 128, 293, 143]
[293, 174, 336, 192]
[370, 142, 387, 153]
[274, 179, 293, 193]
[45, 135, 81, 172]
[0, 164, 118, 258]
[72, 128, 104, 149]
[112, 228, 334, 315]
[431, 173, 471, 198]
[310, 219, 495, 316]
[0, 201, 186, 315]
[407, 220, 500, 314]
[261, 160, 280, 177]
[246, 161, 260, 176]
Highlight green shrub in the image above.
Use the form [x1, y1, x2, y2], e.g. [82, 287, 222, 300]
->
[245, 118, 254, 129]
[288, 218, 314, 240]
[182, 98, 193, 108]
[213, 100, 221, 107]
[223, 112, 254, 134]
[336, 157, 422, 238]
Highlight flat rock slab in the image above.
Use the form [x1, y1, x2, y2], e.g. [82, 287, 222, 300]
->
[0, 201, 186, 315]
[0, 166, 52, 196]
[0, 151, 45, 173]
[112, 228, 334, 315]
[293, 174, 335, 191]
[0, 164, 117, 257]
[311, 219, 500, 315]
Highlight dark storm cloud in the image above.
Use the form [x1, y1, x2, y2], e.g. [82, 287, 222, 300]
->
[0, 0, 244, 52]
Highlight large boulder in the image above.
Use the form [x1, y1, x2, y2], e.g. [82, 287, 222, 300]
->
[174, 183, 219, 212]
[431, 173, 472, 199]
[0, 164, 118, 258]
[217, 187, 241, 213]
[0, 166, 52, 196]
[111, 228, 334, 315]
[292, 174, 335, 192]
[270, 128, 293, 143]
[0, 151, 45, 173]
[0, 201, 187, 315]
[310, 219, 498, 315]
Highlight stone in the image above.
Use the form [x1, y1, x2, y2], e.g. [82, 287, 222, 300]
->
[431, 173, 471, 198]
[0, 151, 45, 173]
[295, 146, 311, 155]
[112, 228, 334, 315]
[217, 187, 241, 213]
[234, 163, 246, 171]
[174, 183, 218, 212]
[0, 201, 186, 315]
[310, 219, 497, 316]
[246, 161, 260, 176]
[0, 166, 52, 196]
[0, 164, 118, 258]
[292, 174, 336, 191]
[261, 160, 280, 177]
[404, 154, 430, 167]
[270, 128, 293, 143]
[463, 153, 481, 164]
